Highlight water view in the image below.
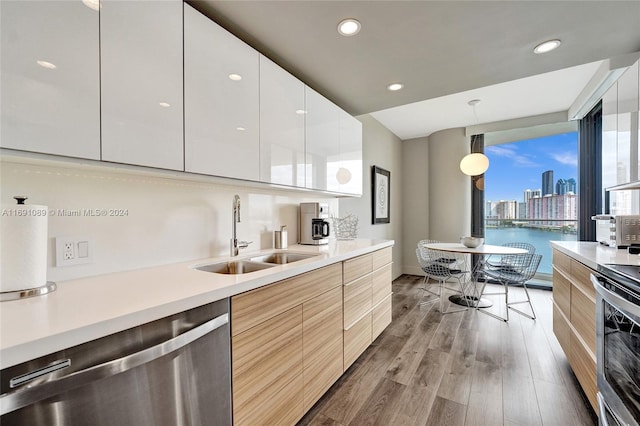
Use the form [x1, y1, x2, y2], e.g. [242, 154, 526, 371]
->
[485, 227, 576, 275]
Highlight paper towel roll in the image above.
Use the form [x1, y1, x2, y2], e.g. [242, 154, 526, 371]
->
[1, 204, 48, 292]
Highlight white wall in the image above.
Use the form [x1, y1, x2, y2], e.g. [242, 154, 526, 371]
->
[428, 128, 471, 242]
[339, 115, 403, 279]
[1, 156, 337, 282]
[397, 127, 471, 275]
[401, 136, 429, 275]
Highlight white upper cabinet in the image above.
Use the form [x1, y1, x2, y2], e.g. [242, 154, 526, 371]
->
[100, 0, 184, 171]
[259, 56, 306, 187]
[305, 87, 341, 192]
[338, 112, 363, 196]
[305, 87, 363, 195]
[0, 0, 100, 159]
[184, 5, 260, 181]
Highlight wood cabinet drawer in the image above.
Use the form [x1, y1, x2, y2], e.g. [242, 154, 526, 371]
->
[569, 332, 598, 414]
[344, 312, 372, 370]
[571, 286, 596, 354]
[344, 274, 372, 328]
[552, 302, 570, 355]
[232, 306, 303, 424]
[372, 294, 392, 341]
[552, 268, 571, 318]
[231, 263, 342, 336]
[372, 264, 392, 306]
[344, 254, 372, 283]
[372, 247, 392, 270]
[553, 250, 571, 275]
[571, 259, 596, 301]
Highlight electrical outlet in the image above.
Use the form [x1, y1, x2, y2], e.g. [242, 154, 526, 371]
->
[56, 237, 93, 267]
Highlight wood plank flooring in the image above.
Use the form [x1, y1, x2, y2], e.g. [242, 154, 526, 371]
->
[298, 275, 597, 426]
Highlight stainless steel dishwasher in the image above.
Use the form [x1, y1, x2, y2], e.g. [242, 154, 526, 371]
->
[0, 298, 232, 426]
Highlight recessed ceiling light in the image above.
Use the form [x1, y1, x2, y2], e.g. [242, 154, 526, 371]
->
[236, 127, 246, 131]
[159, 102, 171, 108]
[533, 39, 561, 54]
[228, 73, 242, 81]
[295, 109, 307, 115]
[387, 83, 404, 91]
[337, 18, 361, 36]
[36, 60, 57, 70]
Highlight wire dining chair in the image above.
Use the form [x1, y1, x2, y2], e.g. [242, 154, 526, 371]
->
[484, 242, 536, 271]
[480, 253, 542, 322]
[415, 244, 468, 314]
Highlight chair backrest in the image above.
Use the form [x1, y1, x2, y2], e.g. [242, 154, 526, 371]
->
[520, 254, 542, 281]
[502, 242, 536, 254]
[486, 253, 542, 283]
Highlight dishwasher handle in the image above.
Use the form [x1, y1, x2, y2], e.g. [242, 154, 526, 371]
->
[0, 312, 229, 416]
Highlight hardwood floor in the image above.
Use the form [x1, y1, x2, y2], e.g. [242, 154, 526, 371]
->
[298, 275, 597, 426]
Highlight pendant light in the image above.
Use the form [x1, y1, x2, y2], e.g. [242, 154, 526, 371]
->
[460, 100, 489, 176]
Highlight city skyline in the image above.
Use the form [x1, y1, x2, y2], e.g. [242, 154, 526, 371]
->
[484, 132, 578, 202]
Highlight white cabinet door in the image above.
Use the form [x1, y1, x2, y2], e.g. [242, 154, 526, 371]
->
[184, 5, 260, 181]
[338, 112, 363, 195]
[259, 56, 306, 187]
[0, 0, 100, 159]
[100, 0, 183, 171]
[305, 87, 341, 192]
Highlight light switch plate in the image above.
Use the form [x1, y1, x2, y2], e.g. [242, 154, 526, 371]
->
[55, 237, 94, 267]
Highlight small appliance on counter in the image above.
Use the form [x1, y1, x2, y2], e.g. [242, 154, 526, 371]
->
[274, 225, 288, 249]
[299, 203, 330, 245]
[592, 214, 640, 248]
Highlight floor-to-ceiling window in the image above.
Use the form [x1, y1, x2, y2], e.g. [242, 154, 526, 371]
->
[483, 129, 579, 280]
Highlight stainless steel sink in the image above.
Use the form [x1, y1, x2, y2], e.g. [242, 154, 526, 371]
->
[249, 252, 319, 264]
[194, 260, 275, 275]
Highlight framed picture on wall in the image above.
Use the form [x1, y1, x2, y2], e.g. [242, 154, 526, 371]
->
[372, 165, 390, 224]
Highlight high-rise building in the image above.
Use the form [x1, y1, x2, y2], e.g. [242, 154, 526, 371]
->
[567, 178, 577, 194]
[556, 178, 567, 195]
[542, 170, 554, 196]
[524, 189, 541, 203]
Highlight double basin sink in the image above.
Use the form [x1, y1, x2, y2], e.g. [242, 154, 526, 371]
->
[194, 252, 319, 275]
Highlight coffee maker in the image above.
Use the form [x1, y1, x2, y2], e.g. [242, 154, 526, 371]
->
[299, 203, 330, 245]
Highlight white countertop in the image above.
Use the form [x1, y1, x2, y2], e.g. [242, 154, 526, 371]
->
[550, 241, 640, 270]
[0, 239, 394, 369]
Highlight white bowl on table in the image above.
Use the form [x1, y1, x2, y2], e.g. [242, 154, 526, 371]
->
[460, 236, 484, 248]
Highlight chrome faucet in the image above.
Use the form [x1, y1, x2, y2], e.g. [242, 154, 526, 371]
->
[231, 195, 251, 256]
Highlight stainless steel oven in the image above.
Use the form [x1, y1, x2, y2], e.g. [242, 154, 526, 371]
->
[592, 265, 640, 426]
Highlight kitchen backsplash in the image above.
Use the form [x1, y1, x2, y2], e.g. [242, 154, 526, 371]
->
[1, 156, 338, 282]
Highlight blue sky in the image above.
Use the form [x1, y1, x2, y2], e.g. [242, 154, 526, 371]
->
[484, 132, 578, 202]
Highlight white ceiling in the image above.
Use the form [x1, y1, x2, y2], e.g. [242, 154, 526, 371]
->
[190, 1, 640, 140]
[370, 60, 602, 139]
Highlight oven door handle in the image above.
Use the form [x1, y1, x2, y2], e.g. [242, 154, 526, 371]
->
[0, 313, 229, 416]
[591, 274, 640, 319]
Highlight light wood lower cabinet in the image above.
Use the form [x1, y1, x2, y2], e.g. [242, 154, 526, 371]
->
[344, 312, 372, 369]
[302, 286, 343, 412]
[232, 307, 303, 425]
[231, 263, 343, 425]
[552, 249, 598, 414]
[342, 247, 393, 371]
[230, 247, 393, 425]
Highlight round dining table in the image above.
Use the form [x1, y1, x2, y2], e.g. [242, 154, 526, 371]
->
[423, 242, 527, 308]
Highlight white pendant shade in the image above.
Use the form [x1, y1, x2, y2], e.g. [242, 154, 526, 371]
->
[460, 153, 489, 176]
